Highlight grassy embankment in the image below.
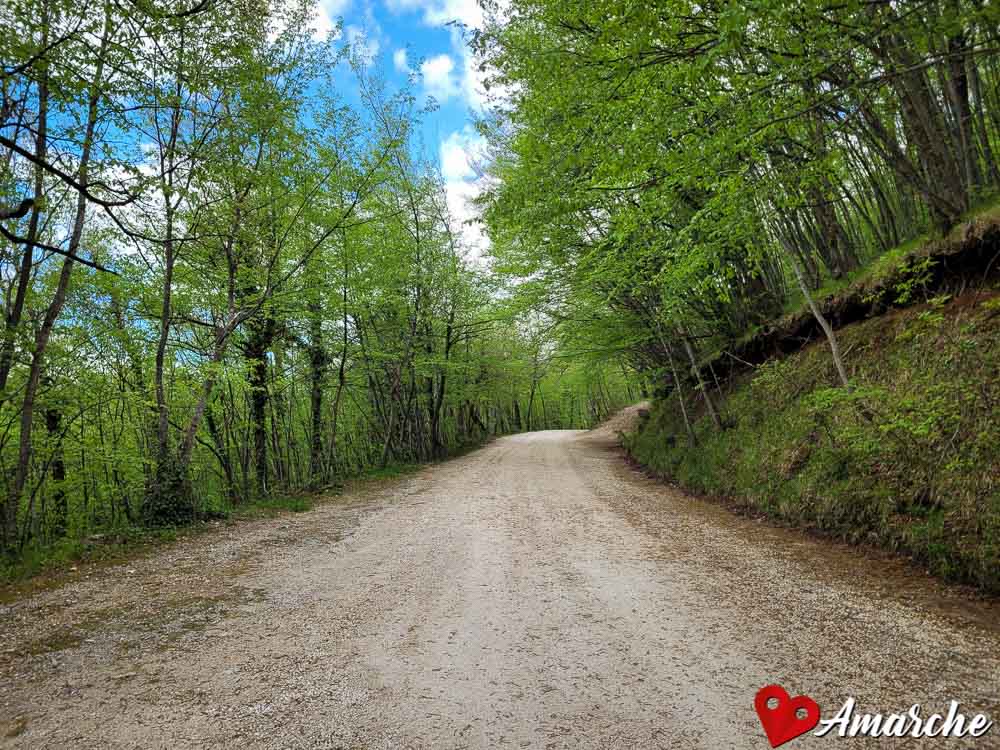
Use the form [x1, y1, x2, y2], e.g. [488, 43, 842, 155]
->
[626, 216, 1000, 593]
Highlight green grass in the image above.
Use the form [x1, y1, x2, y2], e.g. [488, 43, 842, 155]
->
[362, 461, 424, 480]
[626, 290, 1000, 594]
[780, 271, 861, 318]
[865, 235, 929, 284]
[0, 526, 181, 590]
[958, 189, 1000, 224]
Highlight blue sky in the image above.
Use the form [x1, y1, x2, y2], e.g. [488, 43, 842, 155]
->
[312, 0, 490, 253]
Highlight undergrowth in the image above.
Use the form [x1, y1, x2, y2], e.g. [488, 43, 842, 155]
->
[0, 458, 430, 585]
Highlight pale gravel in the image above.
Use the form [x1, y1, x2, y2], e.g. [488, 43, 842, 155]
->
[2, 406, 999, 748]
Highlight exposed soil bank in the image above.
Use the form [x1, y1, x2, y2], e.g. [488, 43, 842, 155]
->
[2, 418, 1000, 748]
[709, 214, 1000, 383]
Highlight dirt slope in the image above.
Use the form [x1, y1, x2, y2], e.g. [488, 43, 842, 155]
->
[2, 419, 999, 748]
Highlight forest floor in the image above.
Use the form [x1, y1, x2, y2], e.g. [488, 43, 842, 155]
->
[2, 406, 1000, 749]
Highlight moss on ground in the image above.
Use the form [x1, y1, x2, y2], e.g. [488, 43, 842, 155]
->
[626, 290, 1000, 594]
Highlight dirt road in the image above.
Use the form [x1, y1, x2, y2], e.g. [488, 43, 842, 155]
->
[3, 411, 1000, 748]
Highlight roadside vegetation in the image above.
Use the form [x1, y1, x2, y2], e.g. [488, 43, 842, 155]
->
[627, 288, 1000, 592]
[3, 457, 423, 586]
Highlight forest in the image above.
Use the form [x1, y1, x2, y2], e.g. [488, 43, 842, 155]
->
[3, 0, 1000, 583]
[477, 0, 1000, 380]
[474, 0, 1000, 588]
[0, 0, 631, 571]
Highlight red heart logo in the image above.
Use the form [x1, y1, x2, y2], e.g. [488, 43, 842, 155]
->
[754, 684, 821, 748]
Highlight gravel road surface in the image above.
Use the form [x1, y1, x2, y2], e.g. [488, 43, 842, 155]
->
[3, 409, 999, 748]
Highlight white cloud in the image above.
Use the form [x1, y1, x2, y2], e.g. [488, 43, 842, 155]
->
[439, 127, 490, 258]
[393, 48, 411, 73]
[310, 0, 350, 40]
[385, 0, 491, 111]
[455, 28, 487, 109]
[420, 53, 460, 102]
[440, 128, 480, 180]
[385, 0, 482, 28]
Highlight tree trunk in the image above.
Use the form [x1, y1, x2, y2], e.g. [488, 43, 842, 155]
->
[3, 9, 107, 548]
[307, 300, 327, 485]
[245, 315, 274, 499]
[788, 255, 851, 389]
[681, 332, 722, 431]
[945, 17, 981, 196]
[0, 4, 49, 402]
[44, 380, 67, 537]
[206, 403, 238, 503]
[666, 345, 696, 448]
